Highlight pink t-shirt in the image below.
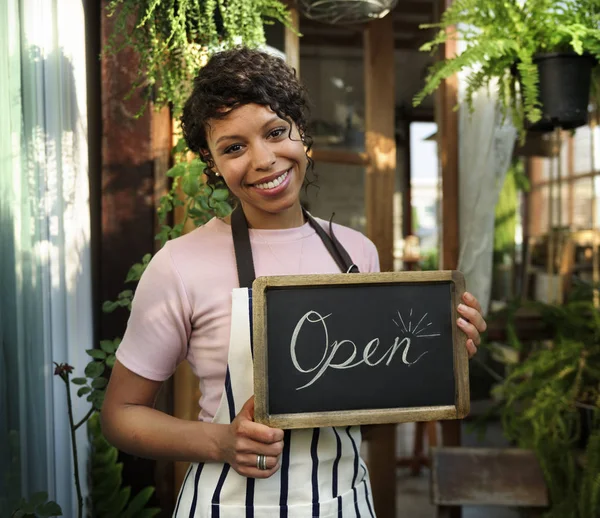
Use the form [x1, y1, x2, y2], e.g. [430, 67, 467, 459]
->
[116, 216, 380, 421]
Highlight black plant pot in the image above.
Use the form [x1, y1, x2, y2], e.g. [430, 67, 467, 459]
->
[527, 52, 595, 132]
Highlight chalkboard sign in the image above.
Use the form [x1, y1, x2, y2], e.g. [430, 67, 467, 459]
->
[253, 271, 470, 429]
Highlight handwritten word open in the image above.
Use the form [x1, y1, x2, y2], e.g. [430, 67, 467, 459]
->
[290, 310, 430, 390]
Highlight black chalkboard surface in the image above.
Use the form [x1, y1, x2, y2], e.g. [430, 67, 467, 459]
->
[253, 271, 470, 429]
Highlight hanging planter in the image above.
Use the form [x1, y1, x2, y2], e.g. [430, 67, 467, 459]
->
[104, 0, 293, 116]
[298, 0, 398, 25]
[412, 0, 600, 141]
[526, 52, 596, 132]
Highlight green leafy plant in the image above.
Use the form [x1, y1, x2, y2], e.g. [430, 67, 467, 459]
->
[413, 0, 600, 138]
[103, 141, 232, 309]
[483, 293, 600, 517]
[10, 492, 62, 518]
[87, 413, 160, 518]
[104, 0, 294, 116]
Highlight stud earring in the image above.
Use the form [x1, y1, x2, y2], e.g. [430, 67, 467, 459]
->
[215, 171, 220, 177]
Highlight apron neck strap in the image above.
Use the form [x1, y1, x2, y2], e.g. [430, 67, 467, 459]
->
[231, 206, 257, 289]
[231, 205, 359, 289]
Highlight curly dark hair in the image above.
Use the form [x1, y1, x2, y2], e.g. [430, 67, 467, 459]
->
[181, 47, 315, 189]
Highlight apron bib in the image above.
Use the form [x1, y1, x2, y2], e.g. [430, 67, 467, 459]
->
[173, 208, 376, 517]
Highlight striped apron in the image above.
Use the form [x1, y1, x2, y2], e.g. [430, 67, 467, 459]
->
[174, 208, 377, 517]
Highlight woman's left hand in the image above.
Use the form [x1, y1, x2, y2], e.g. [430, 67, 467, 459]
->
[457, 292, 487, 359]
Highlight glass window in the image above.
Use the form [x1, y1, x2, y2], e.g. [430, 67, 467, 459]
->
[300, 48, 365, 153]
[408, 122, 439, 269]
[302, 163, 366, 233]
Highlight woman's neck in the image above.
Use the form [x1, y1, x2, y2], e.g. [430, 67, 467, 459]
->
[231, 202, 306, 230]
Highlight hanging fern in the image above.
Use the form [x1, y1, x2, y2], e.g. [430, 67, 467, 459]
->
[104, 0, 293, 116]
[413, 0, 600, 139]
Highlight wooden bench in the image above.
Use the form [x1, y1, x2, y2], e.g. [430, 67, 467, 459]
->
[431, 447, 549, 517]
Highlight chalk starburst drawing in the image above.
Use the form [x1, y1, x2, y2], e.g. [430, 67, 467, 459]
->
[391, 309, 441, 338]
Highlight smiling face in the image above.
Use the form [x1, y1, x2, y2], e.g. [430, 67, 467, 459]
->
[205, 103, 308, 229]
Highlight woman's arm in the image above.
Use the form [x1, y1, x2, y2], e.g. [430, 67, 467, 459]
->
[101, 360, 284, 478]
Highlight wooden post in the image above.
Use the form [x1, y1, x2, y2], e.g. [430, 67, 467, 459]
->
[435, 1, 461, 515]
[364, 13, 396, 518]
[100, 0, 173, 508]
[284, 7, 300, 76]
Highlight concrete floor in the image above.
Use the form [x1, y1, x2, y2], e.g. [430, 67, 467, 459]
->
[393, 419, 521, 518]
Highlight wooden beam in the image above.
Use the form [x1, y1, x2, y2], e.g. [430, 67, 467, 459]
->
[310, 148, 370, 166]
[364, 12, 397, 518]
[285, 7, 300, 75]
[435, 0, 461, 515]
[300, 33, 424, 50]
[393, 0, 435, 16]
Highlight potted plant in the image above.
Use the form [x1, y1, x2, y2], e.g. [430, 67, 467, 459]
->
[479, 287, 600, 517]
[412, 0, 600, 139]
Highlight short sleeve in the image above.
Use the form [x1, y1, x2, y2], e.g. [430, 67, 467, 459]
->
[115, 244, 192, 381]
[363, 237, 380, 273]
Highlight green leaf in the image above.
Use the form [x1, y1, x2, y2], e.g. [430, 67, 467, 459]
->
[98, 487, 130, 517]
[121, 487, 155, 518]
[91, 390, 106, 410]
[118, 289, 134, 300]
[85, 361, 104, 379]
[102, 301, 120, 313]
[172, 138, 187, 154]
[87, 349, 107, 360]
[71, 377, 87, 385]
[182, 174, 200, 197]
[93, 444, 119, 468]
[125, 262, 146, 283]
[36, 501, 62, 517]
[29, 492, 48, 508]
[78, 386, 92, 397]
[210, 188, 230, 202]
[166, 163, 186, 177]
[105, 355, 116, 369]
[92, 377, 108, 389]
[215, 201, 232, 218]
[99, 340, 117, 354]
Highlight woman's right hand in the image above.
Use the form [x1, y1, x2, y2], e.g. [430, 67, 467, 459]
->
[221, 396, 285, 479]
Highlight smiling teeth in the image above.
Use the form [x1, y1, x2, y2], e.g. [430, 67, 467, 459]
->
[255, 170, 289, 190]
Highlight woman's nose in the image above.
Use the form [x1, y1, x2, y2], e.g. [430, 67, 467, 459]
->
[252, 142, 276, 171]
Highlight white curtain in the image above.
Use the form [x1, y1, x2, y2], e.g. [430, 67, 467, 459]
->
[456, 38, 517, 316]
[0, 0, 92, 515]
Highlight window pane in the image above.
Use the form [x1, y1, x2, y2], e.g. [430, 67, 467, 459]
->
[573, 125, 600, 175]
[300, 48, 365, 153]
[409, 122, 439, 269]
[303, 163, 366, 232]
[573, 178, 593, 229]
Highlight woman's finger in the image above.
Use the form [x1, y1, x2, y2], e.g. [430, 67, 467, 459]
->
[462, 292, 482, 315]
[465, 339, 477, 359]
[457, 317, 480, 347]
[457, 303, 487, 333]
[238, 453, 280, 470]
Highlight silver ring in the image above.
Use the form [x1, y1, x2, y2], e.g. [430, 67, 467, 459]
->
[256, 454, 267, 470]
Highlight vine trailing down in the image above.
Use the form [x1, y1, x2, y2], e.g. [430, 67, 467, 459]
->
[104, 0, 294, 117]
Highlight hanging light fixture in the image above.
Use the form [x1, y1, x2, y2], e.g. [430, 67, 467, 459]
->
[298, 0, 398, 25]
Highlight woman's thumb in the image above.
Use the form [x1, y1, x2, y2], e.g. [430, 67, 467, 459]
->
[239, 395, 255, 421]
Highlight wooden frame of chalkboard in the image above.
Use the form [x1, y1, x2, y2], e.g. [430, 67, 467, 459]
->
[253, 270, 469, 429]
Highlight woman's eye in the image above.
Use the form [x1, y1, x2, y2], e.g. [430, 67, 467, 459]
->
[269, 128, 286, 139]
[224, 144, 242, 154]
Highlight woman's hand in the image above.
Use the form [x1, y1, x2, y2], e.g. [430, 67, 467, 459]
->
[221, 396, 284, 479]
[457, 292, 487, 359]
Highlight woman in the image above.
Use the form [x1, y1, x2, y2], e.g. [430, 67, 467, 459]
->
[101, 47, 487, 517]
